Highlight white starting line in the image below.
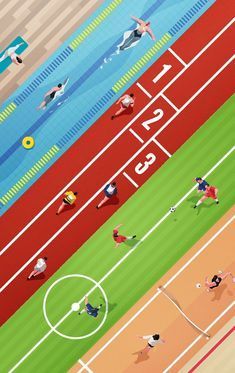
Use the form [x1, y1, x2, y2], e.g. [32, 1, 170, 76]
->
[1, 17, 233, 257]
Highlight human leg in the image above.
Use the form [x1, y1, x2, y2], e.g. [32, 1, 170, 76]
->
[97, 195, 109, 209]
[56, 201, 67, 215]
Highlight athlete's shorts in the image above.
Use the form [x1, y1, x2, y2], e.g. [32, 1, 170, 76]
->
[148, 343, 154, 348]
[205, 191, 216, 199]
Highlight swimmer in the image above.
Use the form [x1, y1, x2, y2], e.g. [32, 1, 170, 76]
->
[205, 271, 235, 292]
[119, 16, 155, 51]
[0, 42, 24, 65]
[37, 83, 63, 110]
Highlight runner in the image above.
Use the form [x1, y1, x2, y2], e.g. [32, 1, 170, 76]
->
[111, 93, 135, 119]
[138, 333, 165, 354]
[27, 257, 47, 280]
[205, 271, 235, 292]
[56, 191, 78, 215]
[119, 16, 155, 52]
[78, 296, 102, 318]
[194, 184, 219, 208]
[37, 83, 63, 110]
[113, 224, 136, 248]
[96, 182, 117, 209]
[193, 177, 209, 192]
[0, 43, 24, 65]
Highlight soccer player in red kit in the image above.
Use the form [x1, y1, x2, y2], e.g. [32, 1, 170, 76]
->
[194, 184, 219, 208]
[113, 224, 136, 248]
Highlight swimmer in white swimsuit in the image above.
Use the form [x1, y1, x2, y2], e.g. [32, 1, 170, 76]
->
[0, 43, 24, 65]
[119, 16, 155, 51]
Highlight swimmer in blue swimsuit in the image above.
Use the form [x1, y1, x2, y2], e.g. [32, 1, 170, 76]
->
[119, 16, 155, 51]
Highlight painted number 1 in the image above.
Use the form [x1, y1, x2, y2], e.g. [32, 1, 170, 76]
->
[135, 153, 156, 175]
[152, 64, 172, 84]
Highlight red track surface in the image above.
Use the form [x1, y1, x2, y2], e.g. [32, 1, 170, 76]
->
[0, 0, 234, 325]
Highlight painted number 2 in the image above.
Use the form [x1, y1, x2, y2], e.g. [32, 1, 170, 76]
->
[142, 109, 164, 131]
[135, 153, 156, 175]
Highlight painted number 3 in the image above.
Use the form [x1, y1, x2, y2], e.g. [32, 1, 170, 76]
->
[135, 153, 156, 175]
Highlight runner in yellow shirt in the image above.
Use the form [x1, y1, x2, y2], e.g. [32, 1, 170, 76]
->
[56, 190, 78, 215]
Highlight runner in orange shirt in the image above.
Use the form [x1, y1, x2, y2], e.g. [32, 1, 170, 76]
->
[194, 184, 219, 208]
[56, 190, 77, 215]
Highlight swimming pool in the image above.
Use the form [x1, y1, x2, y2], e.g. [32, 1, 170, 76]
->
[0, 0, 214, 215]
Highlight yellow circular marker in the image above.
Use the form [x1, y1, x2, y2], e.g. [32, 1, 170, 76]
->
[22, 136, 35, 149]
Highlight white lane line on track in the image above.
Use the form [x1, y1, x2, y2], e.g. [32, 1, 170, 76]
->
[1, 58, 234, 293]
[1, 18, 233, 256]
[163, 302, 235, 373]
[168, 47, 188, 66]
[77, 217, 235, 372]
[8, 169, 235, 373]
[161, 92, 179, 111]
[136, 82, 152, 98]
[123, 172, 139, 188]
[129, 128, 144, 143]
[152, 138, 172, 157]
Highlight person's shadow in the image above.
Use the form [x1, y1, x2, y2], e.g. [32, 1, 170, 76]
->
[99, 297, 117, 313]
[30, 273, 46, 281]
[187, 196, 215, 215]
[60, 203, 76, 214]
[124, 238, 140, 248]
[101, 195, 119, 208]
[132, 350, 149, 364]
[210, 284, 227, 301]
[112, 106, 133, 120]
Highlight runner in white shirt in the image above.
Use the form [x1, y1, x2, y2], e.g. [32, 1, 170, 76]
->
[111, 93, 135, 119]
[0, 43, 24, 65]
[138, 333, 165, 354]
[27, 257, 48, 280]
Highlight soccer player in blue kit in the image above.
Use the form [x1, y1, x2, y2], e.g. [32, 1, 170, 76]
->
[78, 296, 102, 318]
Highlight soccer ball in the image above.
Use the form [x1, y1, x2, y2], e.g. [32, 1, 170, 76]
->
[169, 207, 176, 213]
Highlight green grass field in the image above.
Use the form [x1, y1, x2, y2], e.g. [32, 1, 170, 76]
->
[1, 96, 234, 373]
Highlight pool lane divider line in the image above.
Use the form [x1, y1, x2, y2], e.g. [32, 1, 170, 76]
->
[0, 0, 211, 124]
[0, 145, 59, 207]
[69, 0, 124, 50]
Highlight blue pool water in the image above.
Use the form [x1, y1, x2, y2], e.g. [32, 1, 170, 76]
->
[0, 0, 214, 215]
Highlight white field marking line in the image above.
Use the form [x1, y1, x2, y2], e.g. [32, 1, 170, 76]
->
[168, 47, 187, 66]
[1, 59, 234, 293]
[78, 217, 235, 372]
[136, 82, 152, 98]
[129, 128, 144, 143]
[1, 17, 233, 256]
[10, 183, 234, 373]
[78, 359, 93, 373]
[161, 92, 179, 111]
[152, 138, 172, 157]
[123, 172, 139, 188]
[163, 301, 235, 373]
[9, 309, 72, 373]
[158, 287, 210, 338]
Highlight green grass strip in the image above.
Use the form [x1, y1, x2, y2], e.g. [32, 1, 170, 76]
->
[0, 96, 234, 372]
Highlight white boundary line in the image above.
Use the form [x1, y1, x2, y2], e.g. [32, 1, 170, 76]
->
[152, 138, 172, 157]
[123, 172, 139, 188]
[1, 17, 233, 256]
[168, 47, 187, 66]
[78, 216, 235, 372]
[161, 92, 179, 111]
[163, 302, 235, 372]
[9, 163, 234, 372]
[78, 360, 93, 373]
[136, 82, 152, 98]
[1, 59, 234, 293]
[129, 128, 144, 143]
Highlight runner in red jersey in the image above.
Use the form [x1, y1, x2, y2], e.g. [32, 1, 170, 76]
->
[194, 184, 219, 208]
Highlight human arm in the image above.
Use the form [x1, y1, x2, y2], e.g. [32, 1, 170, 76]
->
[131, 16, 143, 25]
[117, 95, 125, 104]
[114, 224, 122, 230]
[146, 27, 156, 41]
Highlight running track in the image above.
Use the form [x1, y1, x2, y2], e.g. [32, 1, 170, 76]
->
[0, 0, 234, 325]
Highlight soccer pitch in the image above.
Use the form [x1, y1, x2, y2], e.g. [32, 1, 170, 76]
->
[1, 96, 234, 372]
